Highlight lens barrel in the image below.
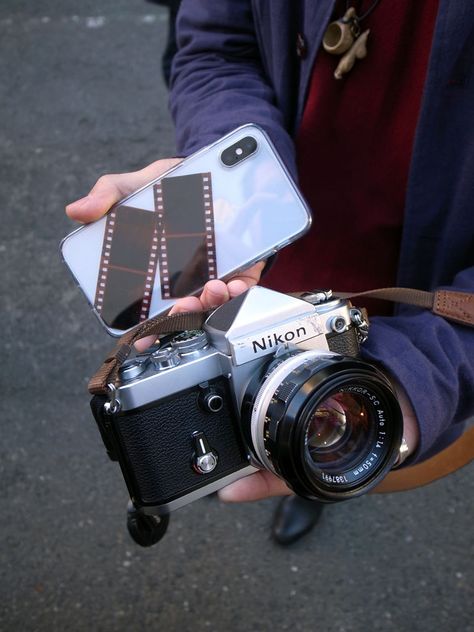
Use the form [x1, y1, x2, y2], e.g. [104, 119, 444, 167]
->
[242, 351, 403, 502]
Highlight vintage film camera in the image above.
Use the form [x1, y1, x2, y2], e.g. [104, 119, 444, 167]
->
[91, 287, 403, 545]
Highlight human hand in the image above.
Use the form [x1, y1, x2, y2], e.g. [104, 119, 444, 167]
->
[390, 378, 420, 465]
[134, 263, 265, 352]
[170, 264, 265, 314]
[218, 469, 293, 502]
[65, 158, 183, 223]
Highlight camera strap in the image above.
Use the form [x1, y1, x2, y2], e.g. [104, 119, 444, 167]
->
[88, 309, 213, 396]
[331, 286, 474, 327]
[88, 286, 474, 396]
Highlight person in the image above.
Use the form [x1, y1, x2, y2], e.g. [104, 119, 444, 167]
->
[66, 1, 474, 544]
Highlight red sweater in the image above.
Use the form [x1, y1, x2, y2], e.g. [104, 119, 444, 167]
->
[263, 0, 439, 315]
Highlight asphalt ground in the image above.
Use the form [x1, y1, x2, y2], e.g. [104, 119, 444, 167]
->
[0, 2, 473, 631]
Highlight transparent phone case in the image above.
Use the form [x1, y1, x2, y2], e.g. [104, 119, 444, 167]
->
[61, 124, 312, 336]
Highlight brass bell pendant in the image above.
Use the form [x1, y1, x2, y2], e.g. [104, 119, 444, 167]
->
[323, 7, 359, 55]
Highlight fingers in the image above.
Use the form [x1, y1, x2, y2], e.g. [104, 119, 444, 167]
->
[134, 259, 264, 351]
[227, 279, 251, 298]
[193, 260, 266, 309]
[170, 280, 230, 316]
[65, 158, 182, 223]
[186, 272, 261, 311]
[169, 296, 205, 315]
[199, 279, 230, 308]
[230, 260, 266, 287]
[134, 295, 205, 351]
[134, 334, 158, 353]
[218, 470, 293, 503]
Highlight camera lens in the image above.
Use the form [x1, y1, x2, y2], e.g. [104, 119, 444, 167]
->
[242, 351, 403, 501]
[220, 136, 257, 166]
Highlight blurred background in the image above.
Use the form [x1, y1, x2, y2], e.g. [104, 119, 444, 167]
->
[1, 1, 472, 630]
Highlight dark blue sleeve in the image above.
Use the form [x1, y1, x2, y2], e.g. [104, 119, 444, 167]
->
[168, 0, 297, 177]
[360, 267, 474, 464]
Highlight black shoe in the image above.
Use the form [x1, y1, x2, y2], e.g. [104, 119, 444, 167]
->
[272, 496, 324, 545]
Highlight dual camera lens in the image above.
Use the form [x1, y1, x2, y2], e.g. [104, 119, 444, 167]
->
[220, 136, 258, 166]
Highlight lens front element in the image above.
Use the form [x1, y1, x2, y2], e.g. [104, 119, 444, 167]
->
[306, 394, 350, 450]
[305, 390, 375, 472]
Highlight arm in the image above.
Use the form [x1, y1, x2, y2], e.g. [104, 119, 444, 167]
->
[361, 267, 474, 465]
[169, 0, 298, 176]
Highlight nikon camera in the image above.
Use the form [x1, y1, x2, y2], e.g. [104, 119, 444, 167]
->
[91, 287, 403, 543]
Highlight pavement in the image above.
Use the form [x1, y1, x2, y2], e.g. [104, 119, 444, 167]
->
[0, 2, 473, 631]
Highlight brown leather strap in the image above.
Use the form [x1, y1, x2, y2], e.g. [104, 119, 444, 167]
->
[373, 425, 474, 493]
[433, 290, 474, 327]
[335, 287, 474, 326]
[88, 309, 212, 395]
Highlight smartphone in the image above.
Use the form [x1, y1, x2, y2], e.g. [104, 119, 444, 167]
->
[61, 124, 312, 336]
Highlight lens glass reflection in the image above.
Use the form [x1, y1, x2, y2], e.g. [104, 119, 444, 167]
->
[304, 391, 374, 472]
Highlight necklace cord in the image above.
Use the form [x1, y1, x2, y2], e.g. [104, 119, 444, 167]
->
[343, 0, 382, 24]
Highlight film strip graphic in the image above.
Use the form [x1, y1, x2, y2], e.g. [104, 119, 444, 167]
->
[153, 172, 217, 299]
[139, 224, 159, 322]
[93, 205, 159, 330]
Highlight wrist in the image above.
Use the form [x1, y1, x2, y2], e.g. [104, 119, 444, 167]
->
[391, 377, 420, 463]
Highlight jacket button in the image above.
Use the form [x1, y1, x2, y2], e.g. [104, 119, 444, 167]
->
[296, 32, 308, 59]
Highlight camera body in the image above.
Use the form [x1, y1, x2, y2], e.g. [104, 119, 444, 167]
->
[91, 287, 402, 516]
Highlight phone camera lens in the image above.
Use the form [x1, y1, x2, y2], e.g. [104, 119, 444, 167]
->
[221, 136, 257, 166]
[243, 136, 257, 153]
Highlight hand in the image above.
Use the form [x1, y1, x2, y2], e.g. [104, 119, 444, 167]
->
[134, 265, 265, 352]
[391, 378, 420, 464]
[170, 264, 265, 314]
[65, 158, 183, 223]
[218, 470, 293, 503]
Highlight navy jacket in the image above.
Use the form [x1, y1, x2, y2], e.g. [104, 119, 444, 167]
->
[169, 0, 474, 463]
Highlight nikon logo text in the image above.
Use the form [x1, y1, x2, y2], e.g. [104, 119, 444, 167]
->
[252, 327, 307, 354]
[231, 314, 325, 365]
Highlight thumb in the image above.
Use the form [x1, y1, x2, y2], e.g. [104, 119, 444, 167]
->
[218, 470, 292, 503]
[65, 174, 125, 223]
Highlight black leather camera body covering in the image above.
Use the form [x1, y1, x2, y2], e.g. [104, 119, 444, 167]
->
[91, 377, 249, 510]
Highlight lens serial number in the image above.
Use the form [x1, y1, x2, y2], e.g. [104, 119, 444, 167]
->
[321, 473, 348, 484]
